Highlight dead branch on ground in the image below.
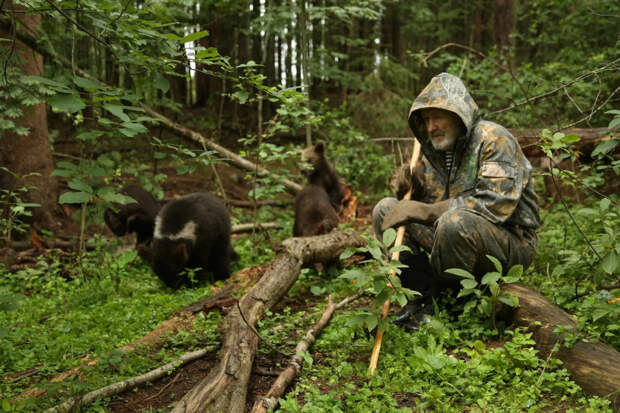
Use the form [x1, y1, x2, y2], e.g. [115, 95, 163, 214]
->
[170, 230, 365, 413]
[251, 293, 362, 413]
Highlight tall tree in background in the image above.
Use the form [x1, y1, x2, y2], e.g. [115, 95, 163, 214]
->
[0, 2, 59, 233]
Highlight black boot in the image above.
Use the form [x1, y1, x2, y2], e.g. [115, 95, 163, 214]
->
[394, 251, 437, 330]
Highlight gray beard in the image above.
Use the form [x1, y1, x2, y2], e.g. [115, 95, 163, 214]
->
[430, 134, 457, 151]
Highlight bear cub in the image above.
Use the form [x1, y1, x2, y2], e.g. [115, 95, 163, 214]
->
[300, 141, 344, 210]
[294, 142, 342, 237]
[293, 184, 339, 236]
[104, 184, 161, 247]
[138, 192, 235, 289]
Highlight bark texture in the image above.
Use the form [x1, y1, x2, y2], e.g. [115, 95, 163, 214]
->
[171, 230, 365, 413]
[500, 284, 620, 410]
[0, 3, 60, 232]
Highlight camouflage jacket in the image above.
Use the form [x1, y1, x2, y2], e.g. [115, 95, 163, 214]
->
[407, 73, 540, 229]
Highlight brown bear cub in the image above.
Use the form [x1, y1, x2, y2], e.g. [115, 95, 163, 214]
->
[293, 185, 339, 236]
[300, 141, 344, 210]
[138, 192, 235, 289]
[104, 184, 162, 247]
[294, 142, 342, 237]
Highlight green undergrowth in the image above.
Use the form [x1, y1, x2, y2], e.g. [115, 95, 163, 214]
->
[0, 197, 618, 412]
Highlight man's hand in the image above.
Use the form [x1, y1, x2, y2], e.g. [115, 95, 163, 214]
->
[391, 164, 424, 200]
[381, 200, 450, 230]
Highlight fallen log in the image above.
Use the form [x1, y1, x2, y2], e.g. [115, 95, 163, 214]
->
[372, 128, 616, 158]
[251, 293, 362, 413]
[170, 230, 365, 413]
[499, 284, 620, 410]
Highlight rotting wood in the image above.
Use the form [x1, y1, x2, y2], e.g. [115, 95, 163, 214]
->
[43, 349, 209, 413]
[170, 230, 365, 413]
[499, 283, 620, 410]
[251, 293, 362, 413]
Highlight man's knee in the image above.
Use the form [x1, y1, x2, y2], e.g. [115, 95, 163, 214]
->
[372, 197, 397, 238]
[434, 209, 478, 243]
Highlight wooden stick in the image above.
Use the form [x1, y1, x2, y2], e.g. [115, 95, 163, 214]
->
[43, 349, 209, 413]
[368, 139, 421, 375]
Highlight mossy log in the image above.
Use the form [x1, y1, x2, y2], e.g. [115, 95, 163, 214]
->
[499, 284, 620, 410]
[170, 230, 365, 413]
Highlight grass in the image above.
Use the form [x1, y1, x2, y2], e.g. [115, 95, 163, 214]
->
[0, 197, 618, 412]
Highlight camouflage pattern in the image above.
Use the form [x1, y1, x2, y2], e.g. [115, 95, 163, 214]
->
[374, 73, 539, 282]
[408, 72, 539, 229]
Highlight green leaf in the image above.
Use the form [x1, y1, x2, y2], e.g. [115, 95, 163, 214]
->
[446, 268, 475, 279]
[196, 47, 219, 59]
[153, 72, 170, 93]
[457, 288, 476, 298]
[489, 282, 500, 297]
[68, 179, 93, 194]
[601, 251, 618, 275]
[59, 191, 92, 204]
[498, 293, 519, 307]
[486, 255, 503, 273]
[339, 248, 356, 260]
[460, 279, 478, 289]
[382, 227, 396, 248]
[365, 314, 378, 332]
[104, 104, 131, 122]
[481, 272, 501, 285]
[232, 90, 249, 104]
[74, 76, 102, 89]
[121, 122, 148, 134]
[49, 93, 86, 113]
[505, 265, 523, 281]
[181, 30, 209, 43]
[591, 140, 618, 158]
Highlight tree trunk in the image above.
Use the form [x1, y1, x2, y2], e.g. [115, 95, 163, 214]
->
[493, 0, 515, 53]
[499, 284, 620, 410]
[170, 230, 365, 413]
[0, 3, 60, 234]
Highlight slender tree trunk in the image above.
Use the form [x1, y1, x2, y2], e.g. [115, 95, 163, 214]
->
[0, 2, 60, 233]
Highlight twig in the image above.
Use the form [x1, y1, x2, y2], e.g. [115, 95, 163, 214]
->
[236, 299, 292, 358]
[231, 222, 282, 234]
[139, 370, 182, 404]
[43, 349, 209, 413]
[250, 293, 362, 413]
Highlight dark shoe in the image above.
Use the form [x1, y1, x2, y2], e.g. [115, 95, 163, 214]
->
[397, 302, 434, 332]
[394, 295, 433, 325]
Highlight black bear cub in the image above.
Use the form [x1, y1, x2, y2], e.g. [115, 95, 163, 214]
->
[301, 141, 344, 211]
[294, 142, 342, 237]
[138, 192, 235, 289]
[104, 184, 161, 247]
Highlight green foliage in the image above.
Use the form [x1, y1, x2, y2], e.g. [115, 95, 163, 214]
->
[447, 256, 522, 331]
[0, 247, 220, 410]
[0, 167, 41, 244]
[339, 228, 417, 333]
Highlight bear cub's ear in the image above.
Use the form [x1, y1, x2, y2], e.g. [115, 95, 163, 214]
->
[314, 141, 325, 154]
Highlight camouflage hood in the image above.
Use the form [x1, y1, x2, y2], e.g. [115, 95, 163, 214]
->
[408, 73, 479, 164]
[405, 73, 540, 230]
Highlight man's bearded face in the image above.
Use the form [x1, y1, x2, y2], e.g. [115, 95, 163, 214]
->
[421, 108, 463, 151]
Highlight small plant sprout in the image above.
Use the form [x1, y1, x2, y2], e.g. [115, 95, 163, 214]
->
[446, 255, 522, 330]
[339, 228, 419, 333]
